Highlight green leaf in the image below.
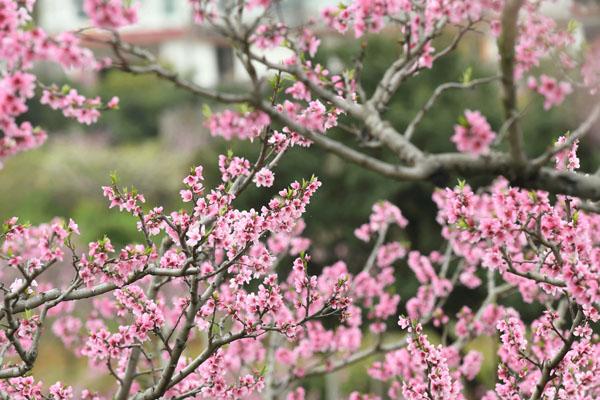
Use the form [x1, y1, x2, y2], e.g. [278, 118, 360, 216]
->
[20, 20, 36, 31]
[269, 74, 281, 89]
[237, 103, 251, 114]
[344, 69, 355, 81]
[567, 19, 579, 34]
[461, 66, 473, 84]
[99, 235, 110, 247]
[456, 218, 470, 230]
[528, 191, 538, 202]
[201, 104, 212, 118]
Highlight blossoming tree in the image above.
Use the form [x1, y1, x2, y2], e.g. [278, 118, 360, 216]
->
[1, 0, 600, 399]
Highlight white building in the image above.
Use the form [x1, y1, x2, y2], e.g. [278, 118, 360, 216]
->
[37, 0, 333, 87]
[38, 0, 192, 33]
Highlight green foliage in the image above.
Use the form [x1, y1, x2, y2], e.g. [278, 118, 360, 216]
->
[0, 141, 193, 246]
[97, 71, 197, 142]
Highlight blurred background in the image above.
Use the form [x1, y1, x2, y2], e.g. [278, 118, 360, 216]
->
[5, 0, 600, 397]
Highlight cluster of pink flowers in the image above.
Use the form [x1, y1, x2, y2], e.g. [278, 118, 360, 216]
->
[180, 165, 205, 203]
[96, 171, 360, 397]
[253, 167, 275, 187]
[101, 184, 146, 216]
[78, 236, 154, 287]
[1, 217, 74, 275]
[251, 23, 287, 50]
[528, 75, 573, 110]
[273, 98, 342, 135]
[0, 1, 94, 70]
[490, 310, 599, 399]
[0, 0, 118, 165]
[197, 57, 349, 150]
[514, 8, 574, 79]
[114, 286, 164, 337]
[83, 0, 139, 29]
[323, 0, 410, 38]
[1, 0, 600, 398]
[581, 42, 600, 95]
[354, 201, 408, 241]
[0, 377, 43, 399]
[41, 87, 118, 125]
[297, 100, 340, 133]
[369, 318, 468, 399]
[206, 109, 270, 141]
[268, 126, 313, 151]
[267, 219, 311, 256]
[0, 71, 46, 165]
[554, 134, 580, 171]
[52, 315, 82, 347]
[322, 0, 498, 39]
[451, 110, 496, 155]
[218, 154, 251, 182]
[434, 174, 600, 314]
[297, 28, 321, 58]
[188, 0, 215, 24]
[318, 0, 593, 109]
[0, 156, 413, 399]
[405, 251, 452, 323]
[48, 382, 73, 400]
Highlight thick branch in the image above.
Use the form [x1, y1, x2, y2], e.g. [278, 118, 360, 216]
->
[1, 269, 152, 318]
[499, 0, 526, 164]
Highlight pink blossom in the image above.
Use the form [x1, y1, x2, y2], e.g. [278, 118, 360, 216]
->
[451, 110, 496, 155]
[254, 167, 275, 187]
[83, 0, 139, 28]
[529, 75, 573, 110]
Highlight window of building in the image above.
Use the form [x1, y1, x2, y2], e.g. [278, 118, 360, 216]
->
[74, 0, 86, 18]
[216, 46, 234, 80]
[164, 0, 176, 13]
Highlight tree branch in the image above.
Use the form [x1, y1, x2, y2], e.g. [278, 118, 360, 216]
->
[499, 0, 526, 165]
[529, 309, 584, 400]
